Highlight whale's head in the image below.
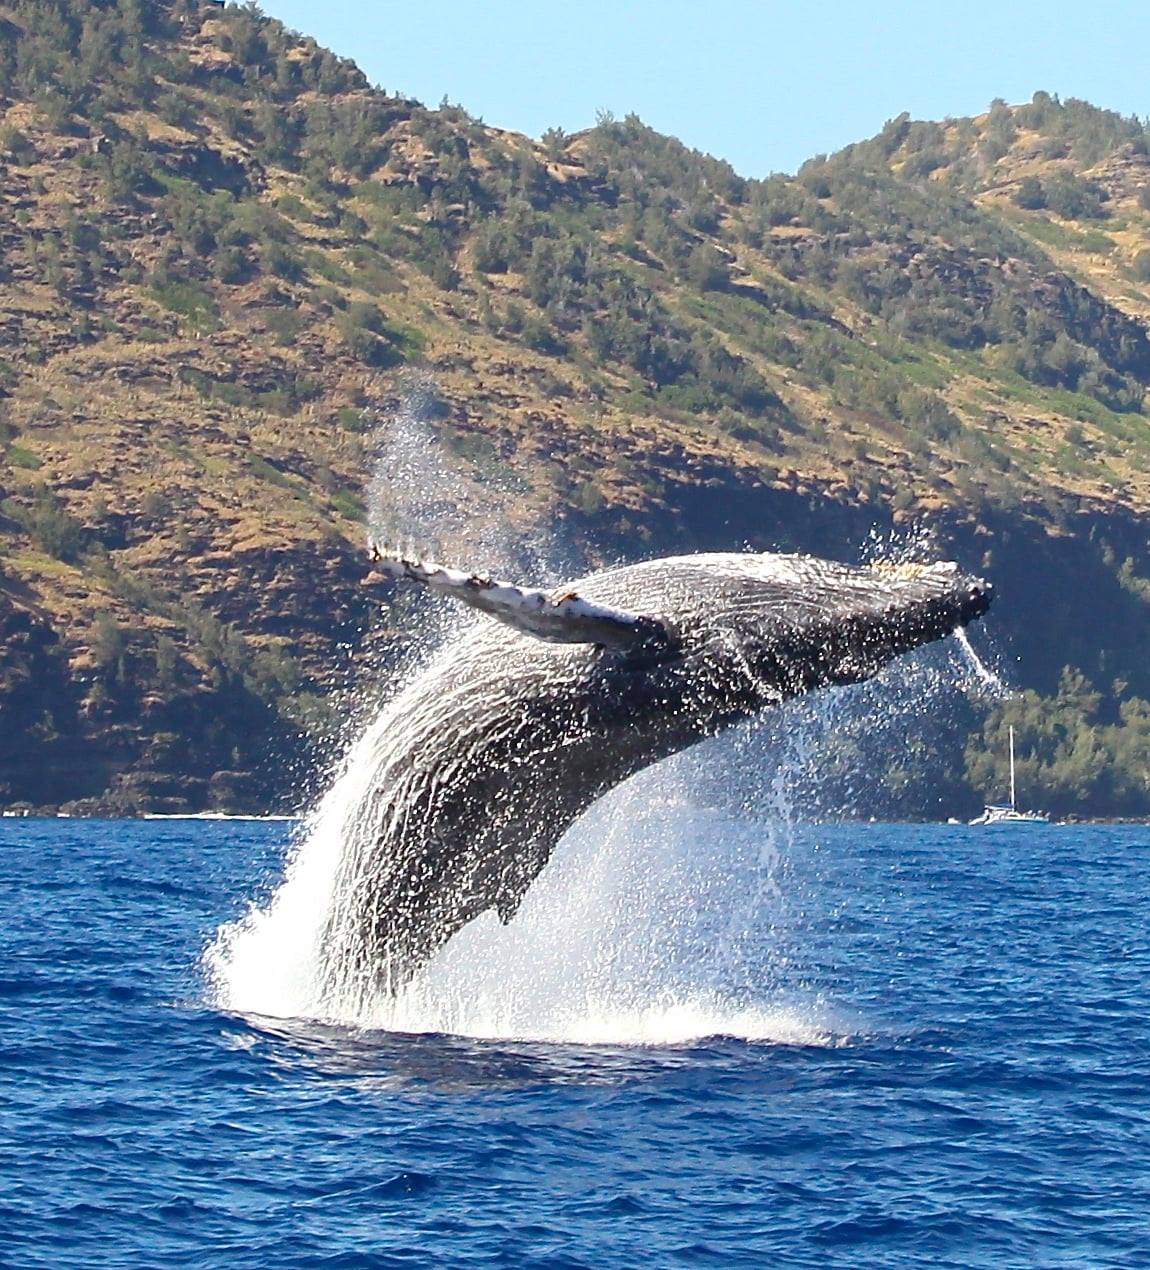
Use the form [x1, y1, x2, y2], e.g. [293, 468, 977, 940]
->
[579, 552, 993, 723]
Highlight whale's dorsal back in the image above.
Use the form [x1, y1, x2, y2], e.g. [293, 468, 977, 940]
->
[365, 549, 674, 651]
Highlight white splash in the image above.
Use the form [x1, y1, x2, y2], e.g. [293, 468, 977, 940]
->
[953, 626, 1007, 696]
[363, 379, 549, 585]
[206, 710, 826, 1045]
[206, 701, 404, 1022]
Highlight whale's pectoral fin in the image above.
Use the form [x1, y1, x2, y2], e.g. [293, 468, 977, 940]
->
[364, 549, 674, 651]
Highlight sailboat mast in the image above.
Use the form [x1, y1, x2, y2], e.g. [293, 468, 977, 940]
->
[1009, 725, 1017, 811]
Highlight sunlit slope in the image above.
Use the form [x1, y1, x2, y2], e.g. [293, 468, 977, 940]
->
[0, 3, 1147, 809]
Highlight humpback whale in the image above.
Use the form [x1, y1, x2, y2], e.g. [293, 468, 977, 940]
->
[326, 550, 992, 999]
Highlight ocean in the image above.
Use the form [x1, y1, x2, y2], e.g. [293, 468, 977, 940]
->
[2, 812, 1148, 1268]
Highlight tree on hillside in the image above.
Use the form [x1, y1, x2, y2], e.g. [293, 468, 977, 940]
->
[1014, 176, 1047, 210]
[686, 243, 728, 292]
[966, 669, 1150, 817]
[1043, 170, 1108, 220]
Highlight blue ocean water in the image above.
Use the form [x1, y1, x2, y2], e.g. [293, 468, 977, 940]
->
[2, 814, 1148, 1268]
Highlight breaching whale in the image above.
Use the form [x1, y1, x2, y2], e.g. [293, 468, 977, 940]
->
[325, 550, 992, 999]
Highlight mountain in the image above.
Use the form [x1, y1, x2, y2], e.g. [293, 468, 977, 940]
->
[0, 0, 1147, 817]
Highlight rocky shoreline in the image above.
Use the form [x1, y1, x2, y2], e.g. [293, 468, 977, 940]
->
[4, 801, 1146, 827]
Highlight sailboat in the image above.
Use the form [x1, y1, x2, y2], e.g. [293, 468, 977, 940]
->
[970, 725, 1049, 825]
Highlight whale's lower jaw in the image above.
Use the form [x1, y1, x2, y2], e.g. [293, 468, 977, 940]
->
[321, 552, 992, 999]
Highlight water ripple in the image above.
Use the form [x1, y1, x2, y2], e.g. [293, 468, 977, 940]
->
[2, 819, 1150, 1267]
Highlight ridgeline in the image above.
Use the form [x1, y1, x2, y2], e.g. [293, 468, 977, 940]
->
[0, 0, 1147, 817]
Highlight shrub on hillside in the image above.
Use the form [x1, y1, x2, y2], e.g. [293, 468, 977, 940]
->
[1014, 176, 1047, 210]
[1043, 171, 1108, 220]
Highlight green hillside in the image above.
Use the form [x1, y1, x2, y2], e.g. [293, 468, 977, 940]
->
[0, 0, 1147, 816]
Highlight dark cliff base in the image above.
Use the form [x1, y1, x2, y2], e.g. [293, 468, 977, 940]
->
[588, 476, 1149, 699]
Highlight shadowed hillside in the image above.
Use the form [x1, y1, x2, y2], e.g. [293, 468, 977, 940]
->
[0, 2, 1146, 816]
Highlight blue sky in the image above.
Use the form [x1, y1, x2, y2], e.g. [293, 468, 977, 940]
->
[262, 0, 1150, 178]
